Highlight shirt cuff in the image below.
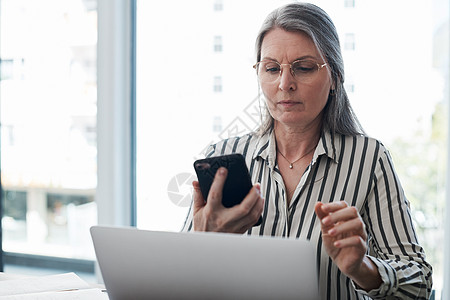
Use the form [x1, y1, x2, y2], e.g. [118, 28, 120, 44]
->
[352, 256, 397, 298]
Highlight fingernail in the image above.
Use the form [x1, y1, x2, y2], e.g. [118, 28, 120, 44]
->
[328, 228, 336, 235]
[322, 216, 330, 225]
[219, 167, 226, 175]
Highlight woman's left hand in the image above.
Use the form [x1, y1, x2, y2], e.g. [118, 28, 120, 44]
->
[314, 201, 382, 291]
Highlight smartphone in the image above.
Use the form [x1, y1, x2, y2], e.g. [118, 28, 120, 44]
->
[193, 153, 262, 226]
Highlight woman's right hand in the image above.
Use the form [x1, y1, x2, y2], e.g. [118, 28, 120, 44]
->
[192, 167, 264, 234]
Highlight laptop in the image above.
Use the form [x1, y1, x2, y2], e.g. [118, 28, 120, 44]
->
[90, 226, 319, 300]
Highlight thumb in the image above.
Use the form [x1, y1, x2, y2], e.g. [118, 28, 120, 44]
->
[314, 202, 333, 233]
[314, 202, 327, 220]
[206, 167, 228, 208]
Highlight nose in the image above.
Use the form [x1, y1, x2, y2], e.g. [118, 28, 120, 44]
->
[278, 65, 296, 91]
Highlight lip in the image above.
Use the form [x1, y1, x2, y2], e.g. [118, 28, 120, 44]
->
[277, 100, 301, 107]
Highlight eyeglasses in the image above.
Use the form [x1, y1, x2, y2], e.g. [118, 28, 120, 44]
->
[253, 59, 327, 84]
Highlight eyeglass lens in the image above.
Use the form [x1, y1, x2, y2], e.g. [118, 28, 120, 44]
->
[256, 60, 322, 83]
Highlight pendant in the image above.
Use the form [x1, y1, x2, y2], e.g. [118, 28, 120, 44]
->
[289, 164, 293, 169]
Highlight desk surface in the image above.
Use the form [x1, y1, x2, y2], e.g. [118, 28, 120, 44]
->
[0, 272, 108, 299]
[0, 272, 104, 288]
[0, 272, 28, 281]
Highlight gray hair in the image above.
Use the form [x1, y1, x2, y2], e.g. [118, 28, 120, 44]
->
[255, 2, 365, 137]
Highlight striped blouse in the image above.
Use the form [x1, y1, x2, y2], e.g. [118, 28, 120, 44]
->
[182, 129, 433, 299]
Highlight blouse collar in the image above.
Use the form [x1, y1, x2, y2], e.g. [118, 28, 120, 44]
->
[252, 128, 340, 168]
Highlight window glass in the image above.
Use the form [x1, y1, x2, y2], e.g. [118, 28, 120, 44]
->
[214, 35, 223, 52]
[344, 0, 355, 8]
[213, 76, 223, 92]
[213, 0, 223, 11]
[344, 33, 355, 50]
[1, 0, 98, 261]
[136, 0, 448, 297]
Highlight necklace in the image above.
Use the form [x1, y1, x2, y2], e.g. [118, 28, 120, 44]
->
[277, 146, 316, 169]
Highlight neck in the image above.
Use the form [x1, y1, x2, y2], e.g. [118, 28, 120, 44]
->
[274, 121, 321, 160]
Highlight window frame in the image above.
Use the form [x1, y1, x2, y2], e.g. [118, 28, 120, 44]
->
[96, 0, 136, 228]
[0, 0, 137, 273]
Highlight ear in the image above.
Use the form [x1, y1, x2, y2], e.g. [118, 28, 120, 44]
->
[330, 78, 336, 91]
[329, 80, 336, 96]
[326, 69, 336, 91]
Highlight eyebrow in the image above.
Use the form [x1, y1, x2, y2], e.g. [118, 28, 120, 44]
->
[261, 55, 319, 62]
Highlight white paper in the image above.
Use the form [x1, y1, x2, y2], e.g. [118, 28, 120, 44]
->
[0, 273, 90, 296]
[0, 288, 108, 300]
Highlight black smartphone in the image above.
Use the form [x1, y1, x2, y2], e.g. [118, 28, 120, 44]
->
[193, 154, 262, 226]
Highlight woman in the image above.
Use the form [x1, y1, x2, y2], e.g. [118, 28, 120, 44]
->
[183, 3, 432, 299]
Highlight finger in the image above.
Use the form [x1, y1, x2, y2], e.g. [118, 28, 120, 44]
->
[207, 167, 228, 208]
[314, 202, 328, 220]
[238, 203, 263, 233]
[333, 235, 366, 249]
[320, 201, 348, 213]
[315, 202, 336, 233]
[322, 206, 360, 227]
[327, 218, 367, 240]
[192, 181, 206, 212]
[254, 185, 265, 215]
[230, 184, 262, 219]
[227, 184, 263, 230]
[246, 184, 264, 225]
[233, 206, 263, 233]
